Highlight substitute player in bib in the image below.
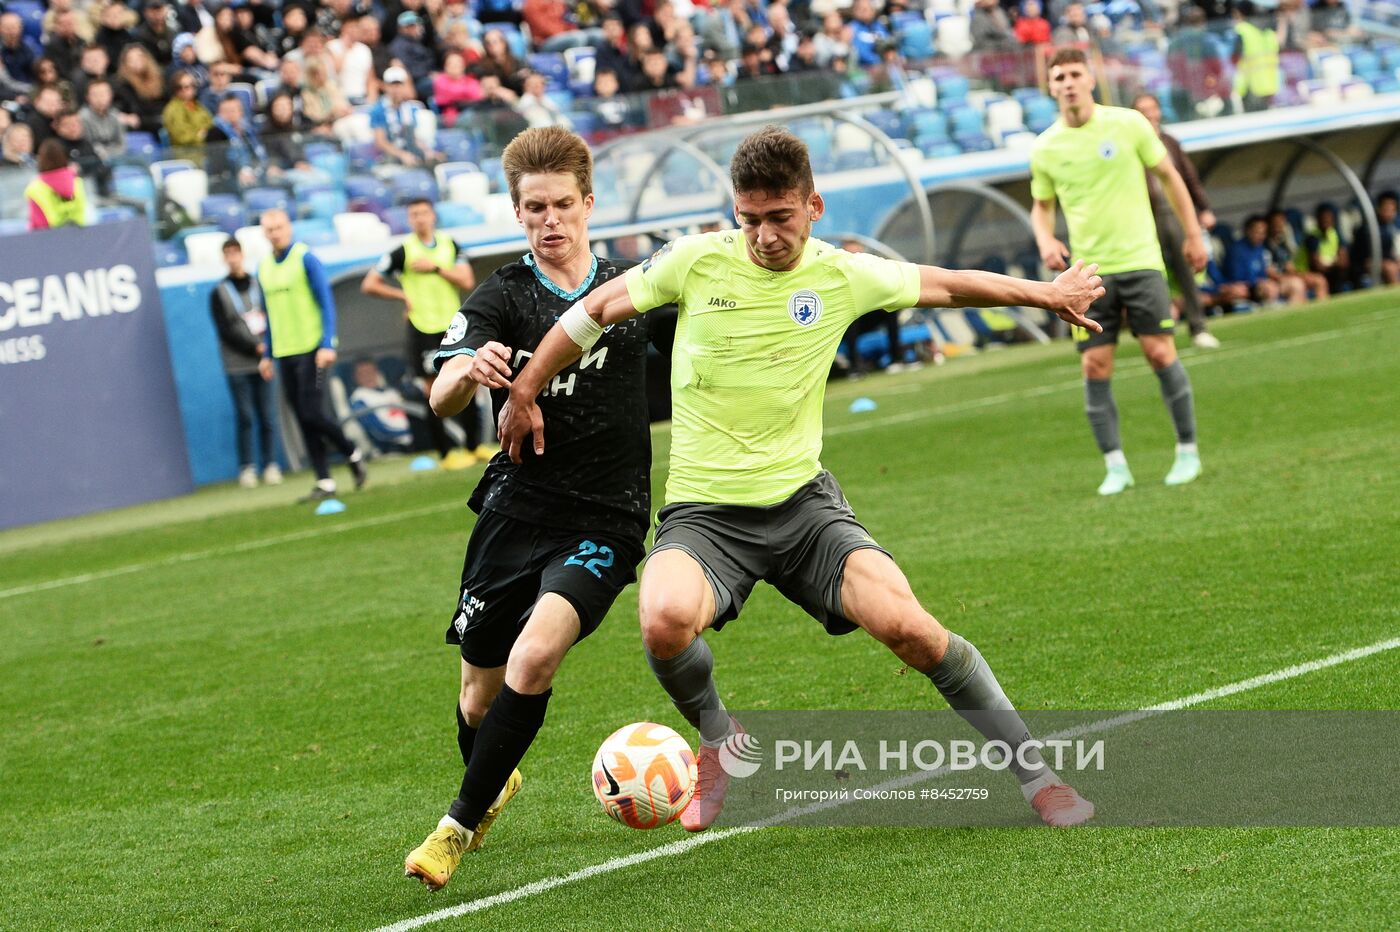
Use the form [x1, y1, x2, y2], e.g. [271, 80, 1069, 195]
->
[403, 127, 667, 890]
[361, 198, 496, 470]
[1030, 48, 1208, 496]
[500, 125, 1106, 831]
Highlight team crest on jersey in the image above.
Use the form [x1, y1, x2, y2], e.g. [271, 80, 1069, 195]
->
[1098, 140, 1117, 160]
[641, 240, 674, 274]
[789, 289, 823, 326]
[444, 311, 468, 345]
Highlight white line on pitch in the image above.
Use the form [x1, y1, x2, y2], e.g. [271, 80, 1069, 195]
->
[370, 634, 1400, 932]
[0, 502, 461, 600]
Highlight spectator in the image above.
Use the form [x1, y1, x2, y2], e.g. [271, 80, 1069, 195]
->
[787, 31, 821, 72]
[699, 47, 734, 87]
[1306, 203, 1349, 294]
[22, 86, 67, 146]
[595, 15, 636, 87]
[211, 236, 283, 489]
[169, 33, 209, 98]
[94, 2, 137, 72]
[26, 137, 90, 230]
[51, 107, 111, 195]
[813, 10, 851, 68]
[1265, 210, 1329, 299]
[1231, 2, 1278, 113]
[736, 40, 779, 79]
[275, 4, 310, 58]
[524, 0, 580, 49]
[285, 30, 337, 88]
[1349, 192, 1400, 287]
[43, 0, 95, 46]
[588, 67, 637, 128]
[0, 13, 36, 86]
[841, 238, 909, 373]
[370, 66, 435, 167]
[162, 71, 213, 150]
[359, 16, 394, 94]
[301, 58, 351, 133]
[328, 16, 374, 104]
[764, 2, 799, 69]
[667, 20, 701, 82]
[347, 359, 416, 452]
[1311, 0, 1363, 45]
[205, 92, 266, 192]
[475, 72, 522, 111]
[71, 45, 112, 104]
[272, 58, 303, 112]
[1276, 0, 1319, 52]
[389, 12, 436, 100]
[624, 22, 660, 87]
[201, 61, 237, 114]
[701, 0, 750, 61]
[1015, 0, 1052, 46]
[476, 28, 527, 94]
[79, 78, 125, 162]
[262, 92, 309, 174]
[114, 43, 167, 135]
[516, 70, 573, 127]
[433, 50, 484, 126]
[45, 11, 88, 79]
[848, 0, 890, 67]
[1, 121, 35, 169]
[1053, 2, 1093, 46]
[971, 0, 1017, 52]
[391, 0, 442, 49]
[231, 1, 279, 73]
[635, 47, 681, 90]
[32, 57, 77, 110]
[133, 0, 176, 66]
[176, 0, 217, 39]
[1224, 214, 1306, 305]
[209, 5, 243, 69]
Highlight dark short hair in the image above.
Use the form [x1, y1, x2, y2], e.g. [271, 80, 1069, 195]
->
[36, 137, 70, 172]
[222, 236, 242, 252]
[1244, 213, 1268, 228]
[730, 125, 813, 198]
[1378, 190, 1399, 206]
[1049, 47, 1089, 70]
[405, 197, 434, 210]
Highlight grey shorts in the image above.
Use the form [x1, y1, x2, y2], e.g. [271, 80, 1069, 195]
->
[1074, 269, 1174, 351]
[650, 471, 890, 635]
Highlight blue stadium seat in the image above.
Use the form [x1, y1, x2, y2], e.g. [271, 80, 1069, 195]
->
[344, 174, 391, 212]
[346, 141, 380, 172]
[479, 157, 507, 193]
[835, 149, 879, 171]
[154, 240, 188, 268]
[1348, 48, 1382, 79]
[935, 75, 970, 105]
[125, 131, 159, 162]
[918, 139, 962, 159]
[434, 202, 483, 227]
[388, 169, 438, 205]
[436, 128, 479, 164]
[95, 205, 139, 224]
[200, 193, 243, 233]
[302, 186, 349, 219]
[383, 206, 412, 235]
[113, 165, 156, 206]
[1024, 98, 1058, 133]
[225, 83, 257, 117]
[953, 132, 995, 153]
[568, 110, 599, 136]
[948, 107, 985, 136]
[304, 145, 348, 182]
[528, 53, 570, 90]
[863, 108, 904, 139]
[294, 218, 338, 247]
[7, 0, 45, 44]
[243, 187, 292, 223]
[895, 18, 935, 60]
[172, 224, 222, 250]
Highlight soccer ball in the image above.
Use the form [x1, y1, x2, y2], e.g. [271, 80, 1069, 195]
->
[591, 722, 697, 829]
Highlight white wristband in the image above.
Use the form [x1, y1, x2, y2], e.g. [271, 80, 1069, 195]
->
[560, 301, 604, 350]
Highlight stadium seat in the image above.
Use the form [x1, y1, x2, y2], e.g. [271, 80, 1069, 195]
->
[113, 166, 156, 210]
[150, 158, 196, 186]
[863, 108, 904, 139]
[948, 106, 985, 137]
[183, 230, 234, 269]
[413, 107, 438, 153]
[434, 202, 484, 227]
[906, 76, 938, 109]
[333, 211, 392, 245]
[1024, 97, 1059, 133]
[984, 98, 1025, 141]
[8, 0, 45, 44]
[1316, 52, 1353, 86]
[565, 45, 597, 93]
[918, 138, 961, 159]
[835, 150, 879, 171]
[163, 169, 209, 219]
[480, 192, 518, 228]
[896, 19, 935, 61]
[1002, 131, 1037, 150]
[243, 187, 293, 224]
[124, 131, 159, 162]
[234, 225, 273, 267]
[154, 240, 188, 268]
[382, 206, 412, 235]
[344, 174, 391, 211]
[388, 169, 438, 205]
[435, 161, 478, 190]
[294, 218, 339, 247]
[480, 157, 508, 193]
[954, 132, 995, 152]
[437, 128, 479, 164]
[935, 17, 972, 58]
[528, 53, 570, 91]
[936, 74, 971, 106]
[302, 185, 349, 219]
[334, 111, 374, 144]
[448, 170, 492, 205]
[200, 193, 243, 233]
[306, 148, 348, 183]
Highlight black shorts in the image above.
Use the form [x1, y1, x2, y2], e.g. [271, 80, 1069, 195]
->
[1073, 269, 1174, 351]
[446, 509, 643, 667]
[650, 471, 890, 636]
[408, 323, 445, 380]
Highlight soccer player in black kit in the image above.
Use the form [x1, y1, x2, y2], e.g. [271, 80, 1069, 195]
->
[404, 127, 668, 891]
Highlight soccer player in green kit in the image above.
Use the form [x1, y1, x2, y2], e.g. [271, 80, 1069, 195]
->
[1030, 48, 1209, 495]
[499, 125, 1106, 831]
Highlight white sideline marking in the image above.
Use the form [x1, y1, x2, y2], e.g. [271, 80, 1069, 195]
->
[6, 310, 1392, 601]
[371, 634, 1400, 932]
[0, 502, 460, 600]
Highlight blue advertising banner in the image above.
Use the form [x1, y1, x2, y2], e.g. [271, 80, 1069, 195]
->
[0, 218, 193, 529]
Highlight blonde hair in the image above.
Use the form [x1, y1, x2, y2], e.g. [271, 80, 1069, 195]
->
[501, 126, 593, 206]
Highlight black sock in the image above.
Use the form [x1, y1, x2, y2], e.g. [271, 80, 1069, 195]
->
[456, 703, 477, 769]
[448, 683, 550, 830]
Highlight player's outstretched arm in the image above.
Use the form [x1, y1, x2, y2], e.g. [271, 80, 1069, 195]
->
[498, 276, 642, 463]
[914, 261, 1106, 333]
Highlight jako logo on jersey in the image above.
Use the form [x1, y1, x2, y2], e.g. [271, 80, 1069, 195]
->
[788, 289, 823, 326]
[1099, 141, 1117, 160]
[444, 312, 467, 345]
[717, 732, 764, 778]
[707, 296, 737, 308]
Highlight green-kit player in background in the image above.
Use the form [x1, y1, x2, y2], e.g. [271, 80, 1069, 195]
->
[1030, 47, 1209, 496]
[499, 125, 1106, 830]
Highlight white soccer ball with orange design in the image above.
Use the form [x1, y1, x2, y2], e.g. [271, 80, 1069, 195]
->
[591, 722, 697, 829]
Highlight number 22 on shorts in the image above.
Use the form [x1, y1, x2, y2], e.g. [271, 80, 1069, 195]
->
[566, 540, 615, 578]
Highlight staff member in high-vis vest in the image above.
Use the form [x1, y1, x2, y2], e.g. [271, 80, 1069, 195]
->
[256, 208, 369, 502]
[1232, 3, 1280, 113]
[25, 138, 90, 231]
[361, 198, 494, 469]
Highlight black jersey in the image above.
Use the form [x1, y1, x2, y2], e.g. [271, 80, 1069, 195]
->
[436, 255, 655, 540]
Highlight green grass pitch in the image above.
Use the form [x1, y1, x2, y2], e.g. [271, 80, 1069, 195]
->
[2, 293, 1397, 930]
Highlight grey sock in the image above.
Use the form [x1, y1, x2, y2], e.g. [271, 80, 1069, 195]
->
[927, 632, 1047, 784]
[1154, 359, 1196, 444]
[646, 637, 731, 746]
[1084, 378, 1121, 454]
